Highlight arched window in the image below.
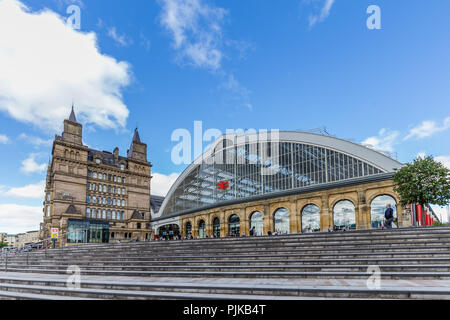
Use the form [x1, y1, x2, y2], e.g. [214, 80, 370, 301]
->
[122, 199, 126, 207]
[250, 211, 263, 236]
[333, 200, 356, 230]
[186, 222, 192, 238]
[121, 211, 125, 220]
[213, 218, 220, 238]
[93, 172, 97, 179]
[198, 220, 206, 238]
[302, 204, 320, 232]
[107, 210, 111, 220]
[228, 214, 240, 236]
[112, 210, 116, 220]
[102, 209, 106, 220]
[274, 208, 290, 234]
[371, 195, 397, 228]
[86, 208, 91, 218]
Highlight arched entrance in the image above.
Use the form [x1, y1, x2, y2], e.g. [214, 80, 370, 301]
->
[371, 195, 397, 228]
[333, 200, 356, 230]
[185, 222, 192, 238]
[273, 208, 290, 234]
[249, 211, 263, 236]
[228, 214, 240, 236]
[301, 204, 320, 232]
[198, 220, 206, 238]
[213, 218, 220, 238]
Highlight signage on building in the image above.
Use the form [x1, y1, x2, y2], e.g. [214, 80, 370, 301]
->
[217, 181, 230, 190]
[51, 228, 59, 240]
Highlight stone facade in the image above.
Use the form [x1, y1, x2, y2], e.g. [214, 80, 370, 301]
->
[40, 108, 153, 246]
[177, 178, 412, 238]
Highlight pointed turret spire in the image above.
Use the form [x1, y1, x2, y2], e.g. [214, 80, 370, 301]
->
[132, 128, 141, 143]
[69, 104, 77, 122]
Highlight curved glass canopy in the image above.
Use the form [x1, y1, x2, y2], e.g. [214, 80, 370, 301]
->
[161, 137, 389, 217]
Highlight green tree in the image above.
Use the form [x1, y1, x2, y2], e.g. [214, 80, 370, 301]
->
[0, 242, 8, 249]
[393, 156, 450, 208]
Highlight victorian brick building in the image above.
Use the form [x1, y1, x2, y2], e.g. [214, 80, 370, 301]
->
[40, 107, 153, 245]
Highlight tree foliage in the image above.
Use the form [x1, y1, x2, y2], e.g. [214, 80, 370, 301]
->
[0, 242, 8, 249]
[393, 156, 450, 207]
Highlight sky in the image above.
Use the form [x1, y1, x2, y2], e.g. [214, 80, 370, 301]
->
[0, 0, 449, 233]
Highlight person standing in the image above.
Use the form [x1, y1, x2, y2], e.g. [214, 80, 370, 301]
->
[385, 204, 394, 229]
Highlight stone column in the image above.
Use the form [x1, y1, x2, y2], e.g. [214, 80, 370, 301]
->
[206, 214, 212, 237]
[220, 211, 226, 237]
[240, 208, 249, 236]
[263, 204, 272, 235]
[356, 189, 370, 230]
[320, 194, 331, 232]
[290, 200, 298, 234]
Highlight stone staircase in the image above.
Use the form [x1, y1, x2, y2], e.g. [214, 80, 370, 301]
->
[1, 226, 450, 300]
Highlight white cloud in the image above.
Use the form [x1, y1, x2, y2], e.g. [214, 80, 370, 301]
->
[107, 27, 133, 47]
[158, 0, 227, 70]
[21, 154, 47, 174]
[362, 128, 400, 153]
[18, 133, 52, 148]
[0, 134, 10, 144]
[151, 172, 179, 197]
[0, 204, 42, 234]
[0, 180, 45, 199]
[404, 117, 450, 140]
[308, 0, 335, 27]
[0, 0, 131, 131]
[435, 156, 450, 169]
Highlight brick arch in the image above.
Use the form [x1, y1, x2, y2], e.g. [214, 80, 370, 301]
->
[209, 214, 221, 228]
[367, 192, 399, 208]
[299, 202, 322, 232]
[329, 194, 358, 212]
[225, 211, 242, 235]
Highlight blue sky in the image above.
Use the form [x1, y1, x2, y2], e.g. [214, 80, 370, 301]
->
[0, 0, 449, 233]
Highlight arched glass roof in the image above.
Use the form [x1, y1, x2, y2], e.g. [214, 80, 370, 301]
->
[158, 131, 403, 217]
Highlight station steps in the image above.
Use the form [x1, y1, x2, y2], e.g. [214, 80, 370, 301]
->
[1, 226, 450, 299]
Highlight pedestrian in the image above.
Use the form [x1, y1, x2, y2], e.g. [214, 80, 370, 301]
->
[385, 204, 394, 229]
[327, 226, 332, 232]
[250, 226, 255, 236]
[267, 230, 272, 236]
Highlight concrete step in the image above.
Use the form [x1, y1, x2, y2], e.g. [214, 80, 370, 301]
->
[1, 275, 450, 299]
[8, 251, 450, 263]
[4, 263, 450, 272]
[17, 244, 450, 260]
[4, 268, 450, 279]
[5, 257, 450, 267]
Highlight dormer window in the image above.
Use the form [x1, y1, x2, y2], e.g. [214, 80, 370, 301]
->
[95, 159, 101, 165]
[120, 164, 125, 171]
